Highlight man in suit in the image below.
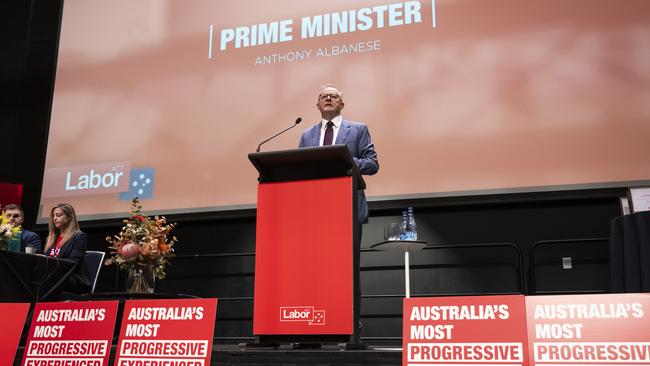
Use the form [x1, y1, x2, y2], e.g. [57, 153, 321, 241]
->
[3, 204, 42, 253]
[299, 84, 378, 342]
[299, 84, 379, 225]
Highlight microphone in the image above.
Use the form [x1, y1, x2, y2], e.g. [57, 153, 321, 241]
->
[255, 117, 302, 152]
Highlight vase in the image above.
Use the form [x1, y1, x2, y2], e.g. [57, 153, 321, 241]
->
[126, 264, 155, 293]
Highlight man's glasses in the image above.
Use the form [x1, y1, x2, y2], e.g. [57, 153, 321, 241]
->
[318, 94, 341, 101]
[4, 213, 21, 219]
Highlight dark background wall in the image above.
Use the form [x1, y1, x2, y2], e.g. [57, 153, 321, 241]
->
[1, 0, 624, 346]
[2, 1, 61, 227]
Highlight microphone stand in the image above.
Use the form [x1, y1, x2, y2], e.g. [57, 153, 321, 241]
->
[256, 118, 302, 152]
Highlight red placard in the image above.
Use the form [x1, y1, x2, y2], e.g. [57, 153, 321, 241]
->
[22, 301, 119, 366]
[0, 303, 30, 366]
[404, 295, 529, 366]
[115, 298, 218, 366]
[526, 293, 650, 366]
[253, 177, 354, 335]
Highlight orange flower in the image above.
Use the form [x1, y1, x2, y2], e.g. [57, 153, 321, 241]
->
[140, 243, 152, 256]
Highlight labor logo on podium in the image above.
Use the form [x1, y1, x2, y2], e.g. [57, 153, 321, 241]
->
[279, 306, 326, 325]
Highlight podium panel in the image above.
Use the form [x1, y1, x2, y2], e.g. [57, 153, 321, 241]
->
[254, 176, 354, 336]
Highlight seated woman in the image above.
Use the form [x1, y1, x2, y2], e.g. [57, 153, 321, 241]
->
[43, 203, 91, 293]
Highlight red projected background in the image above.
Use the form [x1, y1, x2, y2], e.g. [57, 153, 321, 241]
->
[40, 0, 650, 221]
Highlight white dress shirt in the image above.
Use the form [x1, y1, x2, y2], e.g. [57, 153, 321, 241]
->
[318, 115, 343, 146]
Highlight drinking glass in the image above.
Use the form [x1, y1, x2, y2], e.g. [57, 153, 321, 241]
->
[384, 223, 401, 241]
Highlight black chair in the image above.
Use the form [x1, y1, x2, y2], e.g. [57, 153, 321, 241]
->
[529, 238, 609, 294]
[81, 250, 105, 294]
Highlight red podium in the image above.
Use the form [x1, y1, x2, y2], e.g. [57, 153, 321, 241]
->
[248, 145, 364, 347]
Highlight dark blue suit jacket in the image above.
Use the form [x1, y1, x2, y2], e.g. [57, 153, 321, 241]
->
[20, 229, 42, 253]
[51, 231, 91, 293]
[299, 119, 379, 223]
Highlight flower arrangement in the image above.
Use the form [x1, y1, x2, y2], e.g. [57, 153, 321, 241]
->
[105, 198, 178, 284]
[0, 211, 21, 250]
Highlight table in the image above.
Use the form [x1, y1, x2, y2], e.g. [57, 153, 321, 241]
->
[0, 250, 76, 302]
[370, 240, 427, 298]
[79, 292, 200, 300]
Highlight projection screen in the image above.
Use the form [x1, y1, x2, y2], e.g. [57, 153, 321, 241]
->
[39, 0, 650, 221]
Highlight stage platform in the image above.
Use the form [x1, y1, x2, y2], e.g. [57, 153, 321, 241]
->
[212, 344, 402, 365]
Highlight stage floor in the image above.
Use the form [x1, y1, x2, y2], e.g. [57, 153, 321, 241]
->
[213, 344, 402, 365]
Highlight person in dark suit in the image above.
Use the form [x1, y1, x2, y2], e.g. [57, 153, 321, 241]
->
[299, 84, 379, 225]
[298, 84, 379, 341]
[3, 204, 42, 253]
[43, 203, 90, 293]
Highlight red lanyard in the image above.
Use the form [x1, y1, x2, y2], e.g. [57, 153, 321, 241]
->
[55, 235, 64, 249]
[50, 235, 64, 257]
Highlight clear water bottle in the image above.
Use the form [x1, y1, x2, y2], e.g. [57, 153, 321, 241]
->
[399, 211, 408, 240]
[406, 206, 418, 240]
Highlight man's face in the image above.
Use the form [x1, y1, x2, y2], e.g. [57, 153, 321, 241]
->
[4, 209, 24, 226]
[316, 87, 344, 117]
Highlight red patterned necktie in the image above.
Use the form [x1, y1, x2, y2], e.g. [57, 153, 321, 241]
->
[323, 121, 334, 145]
